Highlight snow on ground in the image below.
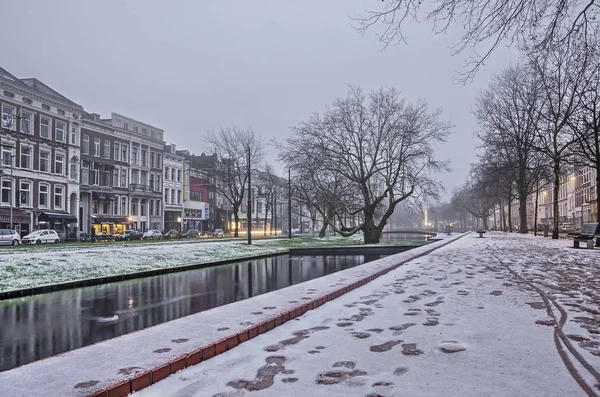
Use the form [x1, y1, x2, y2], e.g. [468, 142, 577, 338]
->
[0, 234, 452, 397]
[0, 234, 413, 293]
[134, 233, 594, 397]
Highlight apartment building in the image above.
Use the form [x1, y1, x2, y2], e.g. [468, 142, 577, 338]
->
[101, 113, 165, 232]
[163, 143, 185, 231]
[0, 66, 83, 237]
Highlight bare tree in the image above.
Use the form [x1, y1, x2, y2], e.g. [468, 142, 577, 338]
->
[205, 126, 263, 237]
[570, 31, 600, 225]
[354, 0, 600, 82]
[529, 33, 590, 238]
[475, 64, 545, 233]
[281, 86, 451, 243]
[256, 165, 279, 236]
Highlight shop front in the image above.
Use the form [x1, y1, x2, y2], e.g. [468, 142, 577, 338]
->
[183, 206, 208, 232]
[0, 208, 31, 236]
[91, 215, 132, 237]
[38, 211, 78, 239]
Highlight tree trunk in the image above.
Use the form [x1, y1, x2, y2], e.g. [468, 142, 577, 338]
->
[233, 210, 240, 237]
[362, 217, 381, 244]
[518, 193, 528, 234]
[534, 183, 539, 237]
[493, 204, 497, 231]
[507, 195, 513, 233]
[596, 160, 600, 246]
[499, 199, 506, 232]
[318, 218, 329, 237]
[482, 214, 489, 230]
[552, 159, 560, 239]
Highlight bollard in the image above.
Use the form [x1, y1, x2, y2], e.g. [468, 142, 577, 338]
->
[543, 224, 549, 237]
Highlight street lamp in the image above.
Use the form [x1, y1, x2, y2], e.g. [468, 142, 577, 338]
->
[177, 216, 182, 233]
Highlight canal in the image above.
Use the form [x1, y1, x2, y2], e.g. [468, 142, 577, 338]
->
[0, 250, 403, 372]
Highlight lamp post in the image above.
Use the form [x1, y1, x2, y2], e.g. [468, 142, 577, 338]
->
[247, 146, 252, 245]
[288, 168, 292, 239]
[177, 216, 182, 234]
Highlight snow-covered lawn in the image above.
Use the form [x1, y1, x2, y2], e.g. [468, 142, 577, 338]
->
[134, 233, 596, 397]
[0, 235, 424, 293]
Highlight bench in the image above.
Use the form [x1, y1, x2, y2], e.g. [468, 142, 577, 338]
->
[568, 222, 600, 248]
[476, 230, 486, 238]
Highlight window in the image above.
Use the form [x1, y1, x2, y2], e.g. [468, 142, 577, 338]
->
[82, 162, 89, 185]
[21, 110, 33, 133]
[141, 199, 146, 216]
[165, 188, 169, 203]
[121, 168, 127, 186]
[39, 184, 49, 208]
[102, 170, 110, 186]
[2, 145, 12, 166]
[104, 140, 111, 159]
[134, 126, 138, 133]
[40, 117, 51, 139]
[54, 185, 64, 209]
[190, 191, 202, 201]
[3, 91, 14, 98]
[92, 168, 99, 185]
[156, 199, 161, 216]
[151, 152, 156, 168]
[57, 109, 65, 116]
[150, 174, 154, 192]
[121, 197, 127, 215]
[113, 169, 119, 187]
[142, 127, 147, 135]
[131, 199, 137, 216]
[156, 154, 161, 169]
[19, 146, 31, 169]
[42, 104, 50, 111]
[132, 147, 138, 164]
[70, 125, 77, 144]
[23, 97, 32, 104]
[39, 150, 50, 172]
[82, 135, 89, 155]
[20, 181, 30, 207]
[150, 200, 154, 216]
[171, 168, 175, 181]
[171, 190, 175, 204]
[112, 197, 118, 215]
[124, 122, 129, 130]
[156, 175, 161, 191]
[177, 190, 182, 204]
[1, 179, 11, 205]
[257, 202, 263, 213]
[165, 167, 169, 180]
[55, 154, 64, 175]
[141, 149, 147, 166]
[1, 104, 15, 130]
[114, 142, 120, 161]
[93, 137, 100, 156]
[177, 170, 182, 182]
[121, 144, 129, 162]
[56, 121, 66, 142]
[70, 158, 78, 181]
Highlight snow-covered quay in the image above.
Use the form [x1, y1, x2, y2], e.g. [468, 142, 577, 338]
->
[2, 232, 600, 397]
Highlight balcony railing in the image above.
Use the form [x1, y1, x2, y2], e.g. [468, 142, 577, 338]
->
[129, 183, 151, 192]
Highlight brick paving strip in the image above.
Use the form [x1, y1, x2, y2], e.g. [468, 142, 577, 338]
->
[0, 234, 464, 397]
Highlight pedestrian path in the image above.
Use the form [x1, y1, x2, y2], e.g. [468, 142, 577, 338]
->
[135, 233, 598, 397]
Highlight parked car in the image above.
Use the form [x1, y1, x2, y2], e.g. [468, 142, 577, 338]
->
[64, 231, 92, 243]
[181, 228, 200, 238]
[212, 229, 225, 237]
[22, 230, 60, 245]
[163, 229, 181, 239]
[114, 230, 144, 241]
[559, 223, 576, 233]
[142, 229, 163, 240]
[0, 229, 21, 245]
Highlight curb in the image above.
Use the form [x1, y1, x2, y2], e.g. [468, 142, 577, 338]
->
[86, 234, 465, 397]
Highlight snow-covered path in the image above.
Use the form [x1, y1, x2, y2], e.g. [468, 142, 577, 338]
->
[135, 233, 594, 397]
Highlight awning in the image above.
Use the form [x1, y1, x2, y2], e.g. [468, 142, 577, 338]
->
[0, 208, 30, 224]
[92, 192, 108, 200]
[39, 211, 77, 223]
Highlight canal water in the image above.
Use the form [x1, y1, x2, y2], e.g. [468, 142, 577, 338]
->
[0, 252, 390, 372]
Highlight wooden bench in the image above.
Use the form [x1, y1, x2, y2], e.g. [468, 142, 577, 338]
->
[568, 222, 600, 248]
[476, 230, 486, 238]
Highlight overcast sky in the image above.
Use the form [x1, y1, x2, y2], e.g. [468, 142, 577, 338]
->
[3, 0, 519, 199]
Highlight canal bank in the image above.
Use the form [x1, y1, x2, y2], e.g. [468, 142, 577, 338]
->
[0, 234, 464, 397]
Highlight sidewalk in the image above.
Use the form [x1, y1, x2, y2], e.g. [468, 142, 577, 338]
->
[135, 232, 599, 397]
[0, 234, 459, 397]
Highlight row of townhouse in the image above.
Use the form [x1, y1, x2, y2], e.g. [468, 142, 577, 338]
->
[486, 166, 598, 230]
[0, 65, 213, 237]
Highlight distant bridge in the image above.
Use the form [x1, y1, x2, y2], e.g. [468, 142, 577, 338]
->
[382, 229, 437, 237]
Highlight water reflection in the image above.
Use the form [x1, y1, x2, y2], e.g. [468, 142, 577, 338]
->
[0, 253, 383, 372]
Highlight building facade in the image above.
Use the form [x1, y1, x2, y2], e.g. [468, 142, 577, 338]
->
[183, 165, 210, 232]
[163, 143, 185, 231]
[0, 66, 82, 237]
